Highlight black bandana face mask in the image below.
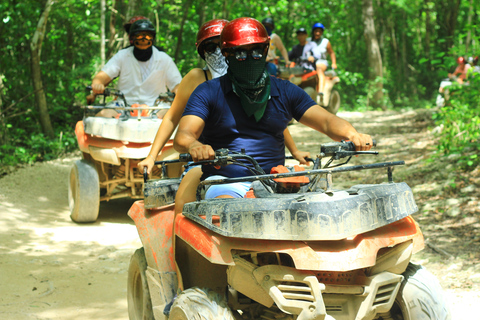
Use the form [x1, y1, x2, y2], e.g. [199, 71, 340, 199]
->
[133, 46, 153, 61]
[227, 54, 270, 122]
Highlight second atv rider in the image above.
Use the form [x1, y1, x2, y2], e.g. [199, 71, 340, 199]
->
[309, 23, 337, 100]
[174, 18, 372, 208]
[90, 18, 182, 118]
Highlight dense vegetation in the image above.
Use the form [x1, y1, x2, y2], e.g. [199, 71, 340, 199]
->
[0, 0, 479, 172]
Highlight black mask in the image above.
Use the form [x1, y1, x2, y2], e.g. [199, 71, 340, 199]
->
[133, 46, 153, 61]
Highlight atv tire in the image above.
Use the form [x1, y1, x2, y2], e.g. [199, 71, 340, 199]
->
[128, 247, 154, 320]
[304, 87, 317, 101]
[169, 287, 235, 320]
[68, 159, 100, 223]
[392, 263, 451, 319]
[325, 89, 340, 115]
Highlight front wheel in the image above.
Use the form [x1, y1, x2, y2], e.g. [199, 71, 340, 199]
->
[68, 159, 100, 222]
[128, 247, 154, 320]
[325, 90, 340, 115]
[392, 263, 451, 319]
[168, 287, 235, 320]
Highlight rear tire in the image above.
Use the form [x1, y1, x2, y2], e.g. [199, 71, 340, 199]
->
[68, 159, 100, 223]
[392, 263, 451, 319]
[128, 247, 154, 320]
[169, 287, 235, 320]
[325, 90, 340, 115]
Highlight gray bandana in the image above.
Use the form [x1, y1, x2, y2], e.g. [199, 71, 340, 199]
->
[204, 47, 228, 79]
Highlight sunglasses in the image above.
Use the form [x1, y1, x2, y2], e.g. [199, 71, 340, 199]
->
[229, 46, 266, 61]
[134, 33, 154, 41]
[203, 42, 220, 54]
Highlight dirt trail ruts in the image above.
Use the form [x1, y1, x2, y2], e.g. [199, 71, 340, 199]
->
[0, 109, 479, 319]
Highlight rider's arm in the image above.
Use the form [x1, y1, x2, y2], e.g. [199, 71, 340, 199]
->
[326, 42, 337, 69]
[298, 105, 372, 151]
[284, 128, 310, 164]
[273, 34, 291, 64]
[91, 71, 112, 95]
[138, 69, 206, 174]
[174, 115, 215, 162]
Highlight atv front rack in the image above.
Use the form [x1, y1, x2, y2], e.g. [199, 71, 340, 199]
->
[182, 181, 417, 241]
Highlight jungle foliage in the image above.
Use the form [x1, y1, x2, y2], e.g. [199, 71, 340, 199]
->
[0, 0, 479, 171]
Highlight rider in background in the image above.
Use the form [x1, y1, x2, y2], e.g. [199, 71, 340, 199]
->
[262, 17, 291, 76]
[309, 23, 337, 101]
[90, 18, 182, 118]
[467, 56, 480, 77]
[448, 56, 471, 84]
[288, 27, 316, 72]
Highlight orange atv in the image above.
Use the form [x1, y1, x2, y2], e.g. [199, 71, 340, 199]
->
[279, 60, 341, 115]
[127, 142, 451, 320]
[68, 87, 181, 223]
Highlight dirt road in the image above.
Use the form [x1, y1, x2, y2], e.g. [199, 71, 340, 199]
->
[1, 109, 479, 319]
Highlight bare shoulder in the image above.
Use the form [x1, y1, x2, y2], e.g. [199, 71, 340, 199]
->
[181, 68, 208, 87]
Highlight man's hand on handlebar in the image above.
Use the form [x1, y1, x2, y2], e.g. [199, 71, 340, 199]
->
[91, 83, 106, 95]
[188, 143, 215, 162]
[349, 133, 373, 152]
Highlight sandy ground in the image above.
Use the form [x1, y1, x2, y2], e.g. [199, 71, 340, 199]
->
[0, 109, 479, 319]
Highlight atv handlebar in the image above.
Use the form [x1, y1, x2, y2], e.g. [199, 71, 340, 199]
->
[320, 140, 377, 160]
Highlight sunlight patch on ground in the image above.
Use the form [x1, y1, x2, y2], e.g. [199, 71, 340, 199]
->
[5, 222, 141, 257]
[35, 223, 141, 246]
[35, 299, 128, 320]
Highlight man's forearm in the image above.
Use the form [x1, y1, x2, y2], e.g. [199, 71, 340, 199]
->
[173, 130, 201, 153]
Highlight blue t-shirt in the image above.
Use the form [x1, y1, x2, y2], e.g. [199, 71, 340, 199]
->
[183, 75, 316, 179]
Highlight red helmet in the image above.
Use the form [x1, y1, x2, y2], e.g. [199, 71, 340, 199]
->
[220, 17, 270, 51]
[457, 56, 466, 64]
[196, 19, 229, 58]
[124, 16, 149, 34]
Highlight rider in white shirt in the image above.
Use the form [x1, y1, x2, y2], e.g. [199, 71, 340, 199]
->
[90, 19, 182, 117]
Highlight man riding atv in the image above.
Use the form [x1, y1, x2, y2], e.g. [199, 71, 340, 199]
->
[288, 27, 317, 72]
[89, 18, 182, 118]
[173, 17, 371, 208]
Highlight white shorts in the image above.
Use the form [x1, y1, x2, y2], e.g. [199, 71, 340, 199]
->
[315, 59, 329, 68]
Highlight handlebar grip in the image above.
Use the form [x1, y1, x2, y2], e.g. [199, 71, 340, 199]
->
[179, 153, 193, 162]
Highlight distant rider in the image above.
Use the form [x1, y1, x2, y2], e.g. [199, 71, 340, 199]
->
[448, 56, 471, 84]
[90, 18, 182, 118]
[309, 23, 337, 101]
[288, 27, 317, 71]
[262, 17, 291, 76]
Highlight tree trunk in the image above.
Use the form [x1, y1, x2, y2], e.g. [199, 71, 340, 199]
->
[107, 0, 117, 60]
[465, 0, 473, 53]
[30, 0, 54, 138]
[424, 0, 431, 65]
[174, 0, 193, 62]
[100, 0, 106, 67]
[434, 0, 461, 54]
[362, 0, 385, 110]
